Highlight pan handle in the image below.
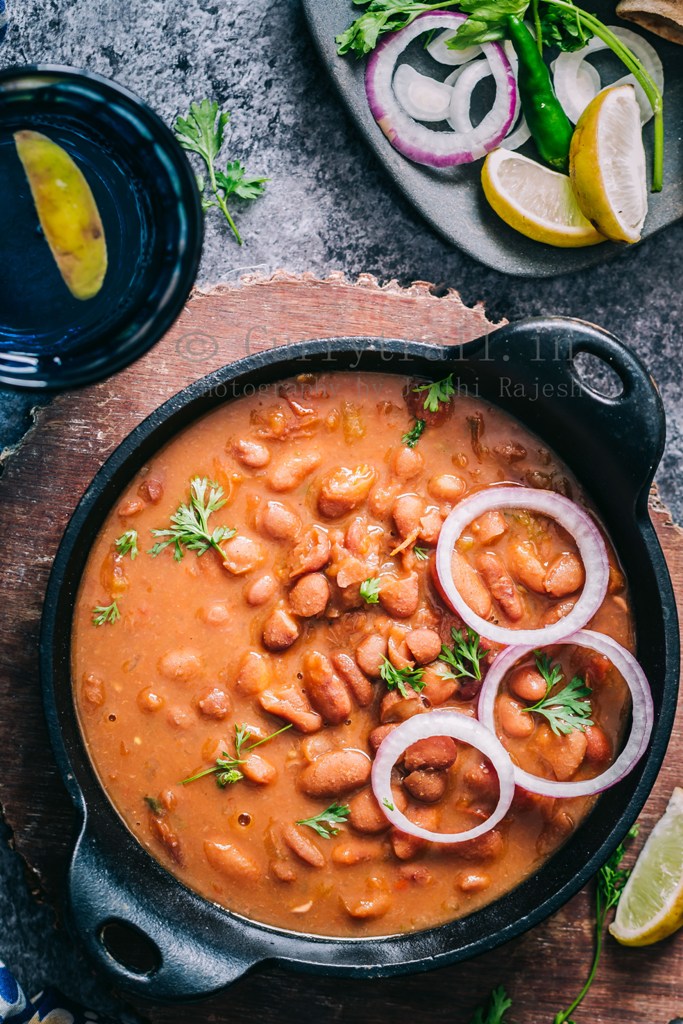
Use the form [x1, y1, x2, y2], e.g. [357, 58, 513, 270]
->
[68, 823, 260, 999]
[476, 317, 665, 502]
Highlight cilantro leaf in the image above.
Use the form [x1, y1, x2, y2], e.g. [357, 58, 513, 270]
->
[470, 986, 514, 1024]
[522, 652, 593, 736]
[412, 374, 455, 413]
[296, 802, 350, 839]
[438, 627, 486, 682]
[360, 577, 381, 604]
[380, 656, 425, 698]
[401, 419, 426, 448]
[149, 477, 235, 561]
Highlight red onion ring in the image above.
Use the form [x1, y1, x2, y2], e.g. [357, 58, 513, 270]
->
[435, 486, 610, 646]
[371, 711, 515, 843]
[365, 11, 517, 168]
[477, 630, 654, 797]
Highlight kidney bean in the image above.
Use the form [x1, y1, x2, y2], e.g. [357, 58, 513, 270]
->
[391, 828, 428, 861]
[608, 564, 625, 594]
[221, 535, 264, 576]
[404, 769, 448, 803]
[508, 665, 547, 703]
[197, 687, 232, 720]
[398, 864, 434, 886]
[584, 724, 612, 763]
[300, 732, 337, 763]
[241, 753, 277, 786]
[393, 446, 424, 480]
[201, 601, 231, 625]
[476, 551, 524, 621]
[537, 808, 575, 857]
[379, 573, 419, 619]
[282, 825, 326, 869]
[543, 599, 576, 626]
[117, 497, 146, 518]
[369, 484, 399, 517]
[158, 648, 202, 682]
[331, 652, 374, 707]
[493, 441, 527, 463]
[138, 477, 164, 504]
[341, 877, 392, 920]
[507, 540, 547, 593]
[244, 574, 278, 608]
[302, 650, 352, 725]
[421, 666, 458, 707]
[450, 551, 492, 619]
[455, 829, 504, 862]
[82, 673, 105, 709]
[418, 508, 443, 546]
[270, 859, 297, 883]
[299, 749, 371, 797]
[318, 465, 377, 518]
[166, 706, 193, 730]
[235, 651, 272, 696]
[456, 872, 491, 894]
[262, 608, 300, 651]
[287, 525, 331, 579]
[404, 735, 458, 772]
[472, 511, 508, 545]
[497, 694, 535, 738]
[259, 688, 322, 734]
[204, 840, 259, 882]
[289, 573, 330, 618]
[538, 727, 587, 781]
[150, 814, 183, 865]
[463, 760, 499, 804]
[388, 627, 414, 671]
[544, 552, 585, 598]
[332, 840, 384, 866]
[348, 788, 390, 834]
[232, 438, 271, 469]
[391, 493, 425, 539]
[405, 627, 442, 666]
[380, 691, 424, 724]
[369, 723, 399, 751]
[356, 634, 388, 678]
[268, 450, 321, 492]
[428, 474, 466, 504]
[258, 500, 301, 541]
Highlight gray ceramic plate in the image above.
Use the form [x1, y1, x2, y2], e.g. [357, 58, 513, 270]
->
[303, 0, 683, 276]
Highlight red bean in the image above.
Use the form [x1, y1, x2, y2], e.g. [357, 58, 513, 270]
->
[544, 552, 585, 598]
[244, 574, 278, 607]
[471, 510, 507, 544]
[137, 687, 163, 713]
[543, 599, 576, 626]
[117, 497, 146, 518]
[332, 840, 384, 866]
[289, 573, 330, 617]
[455, 829, 504, 862]
[450, 551, 492, 619]
[287, 526, 331, 579]
[258, 500, 301, 541]
[331, 652, 374, 707]
[268, 451, 321, 492]
[538, 727, 587, 781]
[404, 769, 448, 803]
[232, 438, 271, 469]
[392, 446, 424, 480]
[299, 749, 371, 797]
[476, 551, 524, 621]
[341, 877, 392, 919]
[508, 540, 546, 594]
[348, 788, 390, 834]
[428, 474, 466, 503]
[508, 665, 547, 703]
[82, 673, 105, 709]
[262, 608, 300, 651]
[584, 724, 612, 763]
[258, 687, 322, 734]
[302, 650, 352, 725]
[221, 535, 264, 576]
[318, 465, 377, 518]
[138, 478, 164, 504]
[204, 840, 258, 881]
[392, 494, 425, 539]
[356, 635, 388, 678]
[235, 651, 272, 695]
[157, 648, 202, 682]
[241, 753, 277, 785]
[379, 573, 419, 619]
[456, 872, 491, 893]
[497, 694, 535, 738]
[405, 628, 442, 665]
[282, 825, 326, 869]
[404, 736, 457, 772]
[197, 687, 232, 720]
[368, 723, 399, 751]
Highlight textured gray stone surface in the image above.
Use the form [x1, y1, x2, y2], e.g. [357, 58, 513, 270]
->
[0, 0, 682, 1014]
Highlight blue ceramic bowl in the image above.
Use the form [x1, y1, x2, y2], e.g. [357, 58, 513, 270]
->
[0, 65, 203, 390]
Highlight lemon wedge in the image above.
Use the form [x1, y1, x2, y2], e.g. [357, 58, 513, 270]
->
[610, 788, 683, 946]
[481, 149, 605, 248]
[570, 84, 647, 244]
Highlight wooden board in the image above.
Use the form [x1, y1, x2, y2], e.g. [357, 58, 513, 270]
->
[0, 272, 681, 1024]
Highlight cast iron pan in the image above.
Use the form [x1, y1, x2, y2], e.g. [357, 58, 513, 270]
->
[40, 317, 679, 1001]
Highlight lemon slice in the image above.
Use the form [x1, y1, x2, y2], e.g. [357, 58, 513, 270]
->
[610, 788, 683, 946]
[481, 149, 605, 248]
[570, 84, 647, 244]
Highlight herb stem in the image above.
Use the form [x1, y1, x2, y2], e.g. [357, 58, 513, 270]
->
[531, 0, 543, 54]
[208, 160, 243, 244]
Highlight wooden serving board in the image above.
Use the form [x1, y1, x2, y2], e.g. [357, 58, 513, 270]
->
[1, 272, 682, 1024]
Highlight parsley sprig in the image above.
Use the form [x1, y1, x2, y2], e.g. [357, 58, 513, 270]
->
[522, 652, 593, 736]
[360, 577, 381, 604]
[115, 530, 138, 560]
[470, 827, 638, 1024]
[401, 419, 426, 448]
[174, 100, 268, 244]
[380, 656, 425, 698]
[412, 373, 455, 414]
[149, 477, 236, 561]
[296, 803, 350, 839]
[180, 722, 292, 788]
[92, 600, 120, 627]
[439, 627, 486, 682]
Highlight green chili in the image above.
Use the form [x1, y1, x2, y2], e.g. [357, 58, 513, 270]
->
[506, 14, 574, 173]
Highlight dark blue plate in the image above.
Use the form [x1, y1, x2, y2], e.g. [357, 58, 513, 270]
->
[0, 65, 203, 390]
[302, 0, 683, 277]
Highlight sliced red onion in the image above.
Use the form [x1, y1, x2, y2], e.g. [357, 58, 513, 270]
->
[393, 64, 453, 123]
[552, 26, 663, 125]
[371, 711, 515, 843]
[435, 486, 610, 647]
[426, 28, 481, 66]
[447, 55, 530, 151]
[365, 11, 517, 168]
[477, 630, 654, 797]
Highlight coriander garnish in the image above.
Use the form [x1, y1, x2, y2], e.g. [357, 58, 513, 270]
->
[149, 477, 235, 561]
[92, 600, 120, 627]
[174, 100, 268, 245]
[522, 652, 593, 736]
[380, 656, 425, 699]
[413, 546, 429, 561]
[438, 626, 486, 682]
[412, 374, 455, 413]
[180, 722, 292, 788]
[401, 419, 426, 448]
[115, 529, 139, 560]
[296, 803, 350, 839]
[360, 577, 381, 604]
[382, 797, 395, 812]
